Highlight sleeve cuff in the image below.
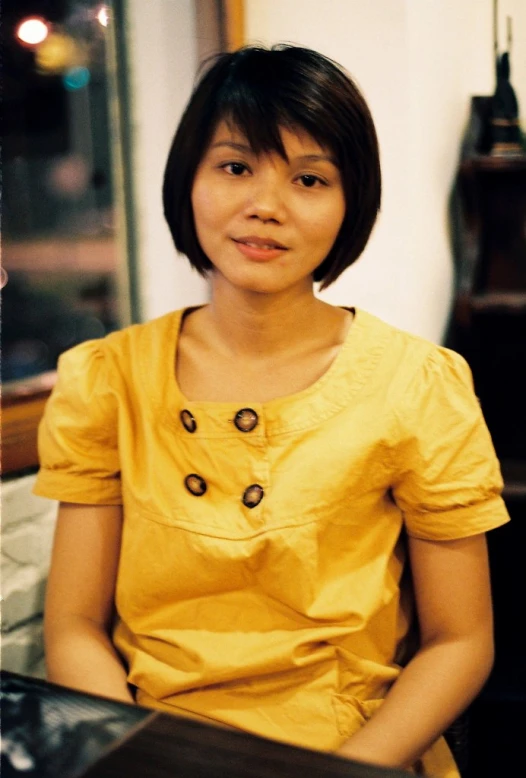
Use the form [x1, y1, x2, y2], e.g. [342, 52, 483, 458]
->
[33, 468, 122, 505]
[404, 494, 510, 540]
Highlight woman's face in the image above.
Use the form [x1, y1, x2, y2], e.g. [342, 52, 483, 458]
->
[191, 121, 346, 297]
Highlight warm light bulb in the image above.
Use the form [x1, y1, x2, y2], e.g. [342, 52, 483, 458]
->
[35, 33, 85, 74]
[16, 17, 49, 45]
[0, 267, 8, 290]
[97, 5, 110, 27]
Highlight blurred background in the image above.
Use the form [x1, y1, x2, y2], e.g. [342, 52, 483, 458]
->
[2, 1, 123, 383]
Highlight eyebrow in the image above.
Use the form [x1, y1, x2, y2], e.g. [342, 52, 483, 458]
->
[209, 141, 337, 166]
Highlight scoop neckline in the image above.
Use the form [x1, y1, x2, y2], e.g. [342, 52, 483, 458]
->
[149, 304, 391, 436]
[169, 305, 360, 409]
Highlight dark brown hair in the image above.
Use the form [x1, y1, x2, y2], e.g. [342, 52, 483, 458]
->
[163, 44, 381, 289]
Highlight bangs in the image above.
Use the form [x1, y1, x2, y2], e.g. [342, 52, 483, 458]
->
[207, 52, 339, 161]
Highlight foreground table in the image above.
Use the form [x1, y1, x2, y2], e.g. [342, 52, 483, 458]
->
[1, 671, 410, 778]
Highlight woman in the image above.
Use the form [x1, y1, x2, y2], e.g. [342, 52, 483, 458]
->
[36, 46, 509, 776]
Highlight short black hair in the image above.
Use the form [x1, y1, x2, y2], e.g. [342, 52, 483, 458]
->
[163, 44, 381, 289]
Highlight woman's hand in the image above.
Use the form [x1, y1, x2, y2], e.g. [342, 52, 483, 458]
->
[44, 502, 134, 704]
[337, 532, 494, 769]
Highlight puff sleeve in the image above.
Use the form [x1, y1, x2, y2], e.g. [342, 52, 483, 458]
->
[33, 339, 122, 504]
[392, 346, 510, 540]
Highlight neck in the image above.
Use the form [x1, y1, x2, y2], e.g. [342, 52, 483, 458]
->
[204, 277, 333, 359]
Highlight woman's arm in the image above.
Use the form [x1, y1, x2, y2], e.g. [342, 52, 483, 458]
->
[44, 502, 134, 704]
[337, 532, 494, 769]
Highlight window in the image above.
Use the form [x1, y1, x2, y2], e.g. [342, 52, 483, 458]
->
[1, 0, 244, 476]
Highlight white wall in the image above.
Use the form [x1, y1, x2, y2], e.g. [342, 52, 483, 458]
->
[126, 0, 525, 341]
[244, 0, 525, 342]
[126, 0, 209, 319]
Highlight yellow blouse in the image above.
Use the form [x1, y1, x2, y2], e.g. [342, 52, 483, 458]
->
[35, 307, 510, 777]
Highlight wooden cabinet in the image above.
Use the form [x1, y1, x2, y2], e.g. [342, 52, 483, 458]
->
[452, 155, 526, 466]
[449, 154, 526, 776]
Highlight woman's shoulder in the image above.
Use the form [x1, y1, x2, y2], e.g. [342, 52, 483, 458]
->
[102, 308, 185, 358]
[351, 309, 475, 414]
[356, 308, 470, 377]
[52, 309, 187, 405]
[58, 308, 183, 360]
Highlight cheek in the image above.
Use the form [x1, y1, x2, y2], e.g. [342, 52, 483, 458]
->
[192, 183, 231, 239]
[328, 198, 346, 243]
[191, 182, 212, 229]
[309, 204, 346, 246]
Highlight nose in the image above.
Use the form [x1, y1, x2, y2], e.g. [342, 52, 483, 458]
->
[243, 170, 285, 224]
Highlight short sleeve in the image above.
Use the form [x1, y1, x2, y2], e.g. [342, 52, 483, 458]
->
[392, 346, 510, 540]
[33, 339, 122, 504]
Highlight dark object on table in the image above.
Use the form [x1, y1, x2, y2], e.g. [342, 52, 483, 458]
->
[0, 671, 414, 778]
[0, 671, 150, 778]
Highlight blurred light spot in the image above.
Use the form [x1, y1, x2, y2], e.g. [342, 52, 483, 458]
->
[97, 5, 110, 27]
[63, 66, 91, 91]
[1, 267, 8, 289]
[35, 32, 85, 74]
[47, 155, 90, 198]
[16, 17, 49, 45]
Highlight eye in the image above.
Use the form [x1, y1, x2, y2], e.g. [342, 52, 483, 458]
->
[297, 174, 326, 188]
[221, 162, 249, 176]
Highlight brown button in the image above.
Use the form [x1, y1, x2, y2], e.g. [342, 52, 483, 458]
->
[234, 408, 258, 433]
[184, 474, 207, 496]
[180, 409, 197, 433]
[242, 484, 264, 508]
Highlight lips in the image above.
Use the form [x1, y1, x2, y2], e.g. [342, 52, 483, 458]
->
[231, 236, 289, 263]
[233, 236, 288, 250]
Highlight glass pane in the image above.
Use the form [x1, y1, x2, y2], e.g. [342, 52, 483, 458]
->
[1, 1, 123, 382]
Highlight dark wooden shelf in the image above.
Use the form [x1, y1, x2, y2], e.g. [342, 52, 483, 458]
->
[455, 152, 526, 294]
[470, 292, 526, 313]
[450, 141, 526, 777]
[1, 371, 56, 476]
[453, 137, 526, 770]
[501, 460, 526, 501]
[460, 154, 526, 172]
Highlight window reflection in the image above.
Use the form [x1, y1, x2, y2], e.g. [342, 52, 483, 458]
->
[2, 1, 120, 382]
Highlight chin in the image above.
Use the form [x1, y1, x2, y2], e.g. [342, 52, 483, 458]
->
[213, 267, 313, 298]
[235, 280, 307, 297]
